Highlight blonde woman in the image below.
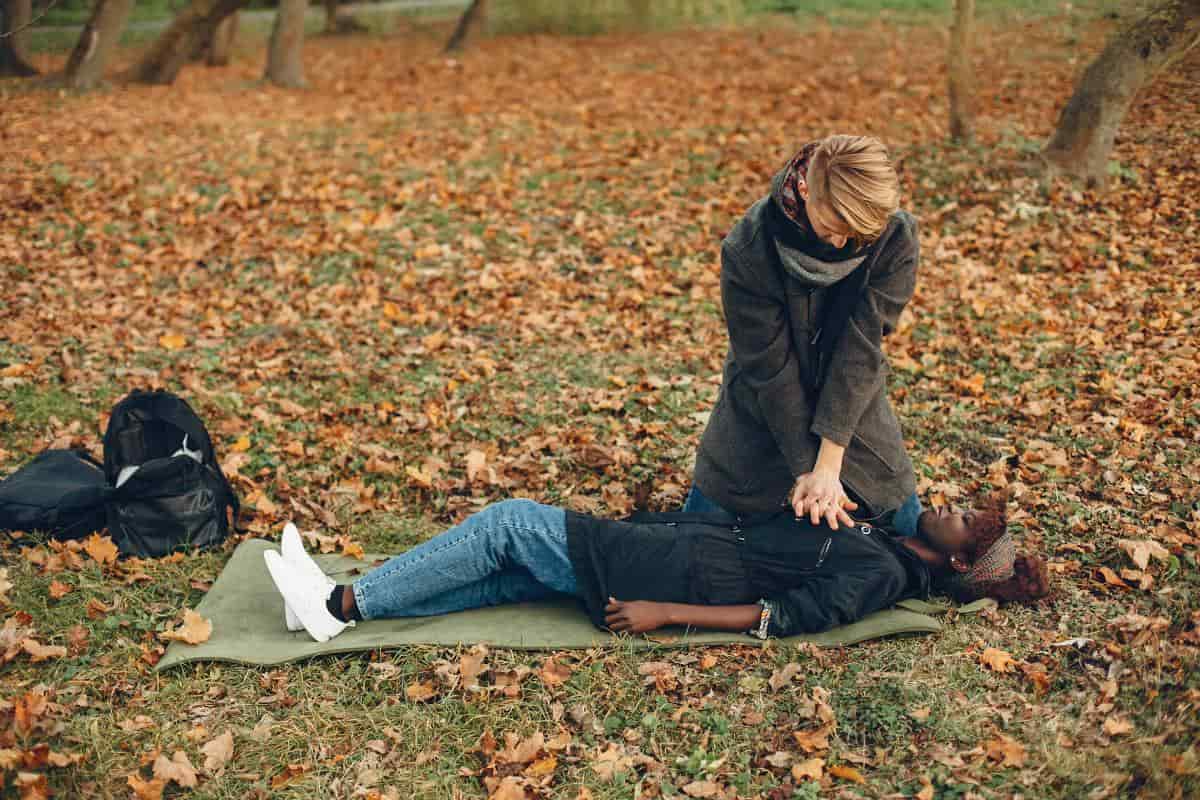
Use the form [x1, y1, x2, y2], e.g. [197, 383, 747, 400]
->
[689, 135, 922, 536]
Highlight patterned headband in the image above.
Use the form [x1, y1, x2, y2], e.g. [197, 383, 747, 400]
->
[946, 531, 1016, 593]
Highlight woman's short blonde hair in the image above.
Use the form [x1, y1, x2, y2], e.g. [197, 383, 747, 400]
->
[806, 135, 900, 243]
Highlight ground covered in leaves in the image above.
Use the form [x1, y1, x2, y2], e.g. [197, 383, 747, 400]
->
[1, 5, 1198, 799]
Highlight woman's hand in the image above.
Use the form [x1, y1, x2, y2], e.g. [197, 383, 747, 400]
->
[790, 469, 857, 529]
[604, 598, 673, 634]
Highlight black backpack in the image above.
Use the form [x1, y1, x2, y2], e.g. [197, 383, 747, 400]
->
[102, 390, 240, 558]
[0, 449, 109, 541]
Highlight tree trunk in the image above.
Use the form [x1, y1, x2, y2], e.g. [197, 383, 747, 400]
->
[947, 0, 975, 142]
[264, 0, 307, 88]
[207, 11, 238, 65]
[324, 0, 337, 33]
[63, 0, 135, 89]
[1042, 0, 1200, 187]
[0, 0, 38, 77]
[126, 0, 246, 85]
[444, 0, 488, 54]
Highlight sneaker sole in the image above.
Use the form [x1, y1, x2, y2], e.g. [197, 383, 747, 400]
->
[263, 551, 345, 643]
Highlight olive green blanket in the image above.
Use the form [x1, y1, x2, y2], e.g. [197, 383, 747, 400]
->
[158, 538, 986, 670]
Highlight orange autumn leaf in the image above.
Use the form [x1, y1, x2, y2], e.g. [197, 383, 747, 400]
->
[829, 764, 866, 784]
[271, 763, 311, 788]
[985, 734, 1028, 767]
[160, 609, 212, 645]
[48, 580, 73, 599]
[791, 757, 825, 782]
[524, 755, 557, 778]
[1103, 716, 1134, 737]
[405, 682, 437, 702]
[539, 657, 573, 687]
[83, 533, 119, 565]
[127, 775, 165, 800]
[979, 647, 1016, 673]
[158, 333, 187, 350]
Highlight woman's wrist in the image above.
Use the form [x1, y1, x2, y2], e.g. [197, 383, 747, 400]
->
[814, 437, 846, 475]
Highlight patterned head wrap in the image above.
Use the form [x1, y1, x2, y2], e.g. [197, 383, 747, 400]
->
[775, 141, 820, 230]
[944, 530, 1017, 596]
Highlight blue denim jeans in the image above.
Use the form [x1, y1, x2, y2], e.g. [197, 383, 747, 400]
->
[684, 483, 923, 538]
[351, 499, 578, 621]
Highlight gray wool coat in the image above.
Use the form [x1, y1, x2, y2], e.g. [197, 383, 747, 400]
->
[693, 196, 920, 520]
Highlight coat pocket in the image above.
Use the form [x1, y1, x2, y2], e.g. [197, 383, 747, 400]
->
[850, 430, 903, 474]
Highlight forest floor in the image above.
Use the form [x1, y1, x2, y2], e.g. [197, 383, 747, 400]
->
[1, 4, 1198, 799]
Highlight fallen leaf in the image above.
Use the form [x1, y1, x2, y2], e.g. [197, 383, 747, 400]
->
[1020, 663, 1051, 695]
[682, 779, 720, 797]
[48, 580, 73, 599]
[14, 772, 50, 800]
[539, 656, 573, 687]
[791, 757, 825, 782]
[829, 764, 866, 784]
[769, 662, 803, 692]
[405, 682, 437, 702]
[1116, 539, 1170, 570]
[160, 609, 212, 645]
[1103, 716, 1134, 737]
[83, 533, 119, 565]
[127, 774, 165, 800]
[763, 751, 792, 768]
[21, 639, 67, 662]
[159, 333, 187, 350]
[230, 435, 251, 452]
[459, 644, 489, 690]
[1097, 566, 1129, 588]
[270, 762, 310, 788]
[984, 734, 1027, 767]
[0, 568, 12, 604]
[153, 750, 198, 787]
[909, 706, 931, 722]
[201, 730, 234, 773]
[466, 449, 488, 484]
[524, 755, 557, 777]
[499, 731, 544, 765]
[406, 465, 434, 489]
[119, 716, 156, 732]
[490, 777, 527, 800]
[979, 647, 1016, 673]
[792, 725, 832, 753]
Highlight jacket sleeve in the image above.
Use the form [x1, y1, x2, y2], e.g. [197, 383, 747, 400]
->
[764, 561, 907, 636]
[720, 238, 815, 479]
[810, 217, 918, 448]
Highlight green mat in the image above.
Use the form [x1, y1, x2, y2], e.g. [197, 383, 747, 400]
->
[157, 539, 985, 670]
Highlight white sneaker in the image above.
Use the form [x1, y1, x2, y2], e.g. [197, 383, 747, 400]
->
[281, 523, 335, 632]
[263, 550, 348, 643]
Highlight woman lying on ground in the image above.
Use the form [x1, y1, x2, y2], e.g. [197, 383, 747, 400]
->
[265, 495, 1049, 643]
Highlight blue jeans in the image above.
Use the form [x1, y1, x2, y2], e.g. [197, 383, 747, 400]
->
[351, 499, 578, 621]
[684, 484, 923, 538]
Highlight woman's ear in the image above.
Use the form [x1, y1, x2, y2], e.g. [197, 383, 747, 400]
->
[798, 183, 809, 202]
[948, 554, 971, 574]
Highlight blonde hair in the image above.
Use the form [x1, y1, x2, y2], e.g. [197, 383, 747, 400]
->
[806, 135, 900, 243]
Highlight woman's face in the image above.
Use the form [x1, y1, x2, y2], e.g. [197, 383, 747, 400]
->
[918, 506, 976, 557]
[799, 185, 853, 249]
